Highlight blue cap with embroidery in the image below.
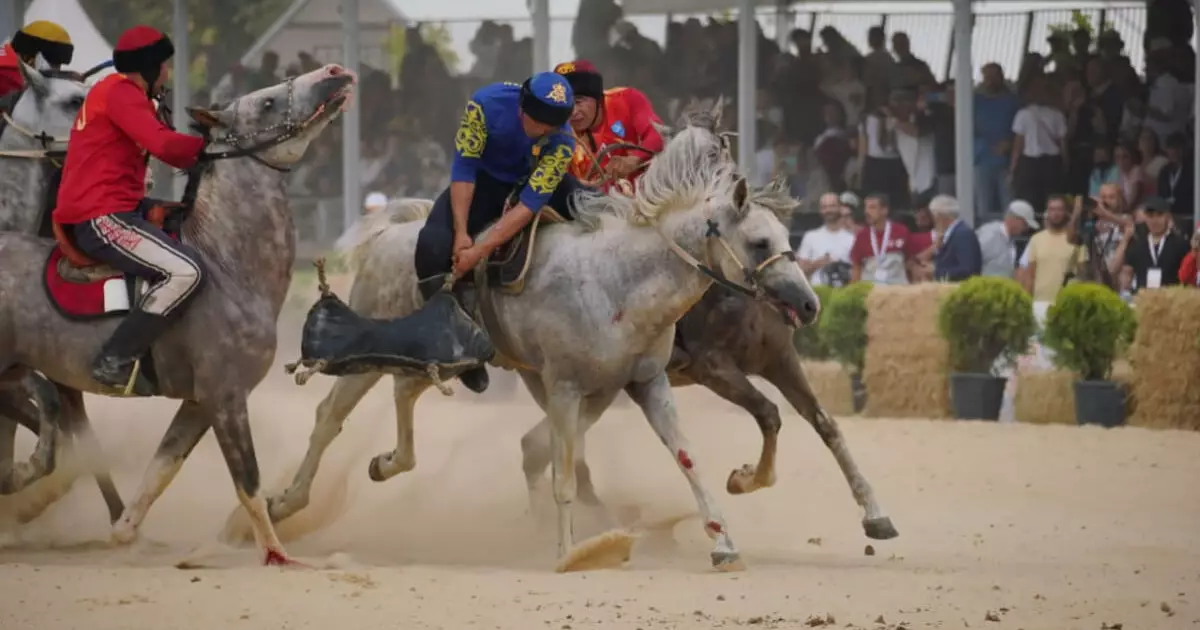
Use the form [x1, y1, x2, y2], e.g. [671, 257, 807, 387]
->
[520, 71, 574, 128]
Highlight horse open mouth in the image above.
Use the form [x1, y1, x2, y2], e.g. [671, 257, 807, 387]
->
[767, 293, 805, 328]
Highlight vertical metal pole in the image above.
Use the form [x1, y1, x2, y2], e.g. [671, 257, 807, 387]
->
[341, 0, 362, 236]
[172, 0, 190, 199]
[737, 0, 757, 178]
[532, 0, 550, 73]
[953, 0, 975, 227]
[1192, 0, 1200, 231]
[1019, 12, 1034, 60]
[775, 0, 791, 49]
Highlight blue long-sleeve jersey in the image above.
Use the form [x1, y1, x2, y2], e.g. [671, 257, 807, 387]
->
[450, 82, 577, 212]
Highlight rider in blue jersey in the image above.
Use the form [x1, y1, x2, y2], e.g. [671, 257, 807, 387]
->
[414, 71, 580, 393]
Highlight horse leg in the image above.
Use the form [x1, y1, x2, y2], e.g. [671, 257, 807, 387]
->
[268, 373, 381, 523]
[209, 396, 293, 565]
[764, 353, 898, 540]
[367, 374, 430, 482]
[545, 381, 584, 560]
[625, 371, 742, 571]
[682, 356, 780, 495]
[52, 387, 125, 524]
[111, 401, 209, 544]
[0, 387, 57, 495]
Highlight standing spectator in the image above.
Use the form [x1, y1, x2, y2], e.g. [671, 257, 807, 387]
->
[1144, 52, 1192, 144]
[1174, 229, 1200, 287]
[862, 26, 895, 112]
[929, 195, 983, 281]
[892, 89, 936, 207]
[857, 100, 910, 209]
[1139, 129, 1170, 193]
[809, 101, 853, 200]
[1158, 132, 1194, 218]
[974, 63, 1020, 215]
[977, 200, 1040, 277]
[1064, 77, 1105, 195]
[1018, 195, 1081, 303]
[820, 53, 866, 129]
[1084, 57, 1122, 144]
[921, 80, 956, 196]
[891, 32, 935, 89]
[1118, 197, 1190, 292]
[850, 193, 918, 285]
[797, 193, 856, 286]
[840, 192, 863, 233]
[1010, 76, 1067, 217]
[1114, 141, 1147, 211]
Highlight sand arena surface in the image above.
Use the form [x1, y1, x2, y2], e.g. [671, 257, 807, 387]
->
[0, 310, 1198, 630]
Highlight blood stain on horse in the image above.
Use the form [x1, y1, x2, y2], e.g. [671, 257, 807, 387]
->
[676, 449, 694, 470]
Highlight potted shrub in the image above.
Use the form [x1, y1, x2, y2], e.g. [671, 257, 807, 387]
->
[819, 282, 873, 413]
[1042, 283, 1137, 427]
[792, 284, 834, 360]
[937, 276, 1038, 420]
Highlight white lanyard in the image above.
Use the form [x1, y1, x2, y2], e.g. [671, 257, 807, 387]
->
[1149, 234, 1167, 267]
[870, 221, 892, 261]
[1169, 167, 1182, 196]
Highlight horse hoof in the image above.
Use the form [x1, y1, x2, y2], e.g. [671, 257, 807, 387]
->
[263, 549, 309, 568]
[367, 456, 386, 482]
[711, 550, 745, 572]
[863, 516, 899, 540]
[111, 523, 138, 547]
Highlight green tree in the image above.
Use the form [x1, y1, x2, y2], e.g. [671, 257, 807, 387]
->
[79, 0, 292, 90]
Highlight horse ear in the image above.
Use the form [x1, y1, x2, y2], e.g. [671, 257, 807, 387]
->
[18, 61, 48, 97]
[186, 106, 233, 129]
[733, 176, 749, 211]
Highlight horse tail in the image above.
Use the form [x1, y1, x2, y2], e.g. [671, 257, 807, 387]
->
[336, 198, 433, 274]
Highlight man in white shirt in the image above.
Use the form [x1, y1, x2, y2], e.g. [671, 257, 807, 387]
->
[797, 192, 856, 286]
[977, 199, 1039, 277]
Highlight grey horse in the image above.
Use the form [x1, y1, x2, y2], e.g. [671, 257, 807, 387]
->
[0, 62, 126, 519]
[0, 64, 355, 565]
[261, 107, 821, 571]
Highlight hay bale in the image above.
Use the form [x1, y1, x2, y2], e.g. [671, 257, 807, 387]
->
[1014, 369, 1075, 424]
[1129, 288, 1200, 431]
[800, 361, 854, 416]
[862, 284, 955, 418]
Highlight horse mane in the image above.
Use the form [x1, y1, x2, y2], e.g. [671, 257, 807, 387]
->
[570, 107, 735, 233]
[749, 177, 801, 222]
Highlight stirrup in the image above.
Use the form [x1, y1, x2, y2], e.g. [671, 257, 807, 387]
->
[122, 358, 142, 397]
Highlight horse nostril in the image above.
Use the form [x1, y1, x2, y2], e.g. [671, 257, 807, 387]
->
[802, 300, 817, 315]
[326, 65, 343, 77]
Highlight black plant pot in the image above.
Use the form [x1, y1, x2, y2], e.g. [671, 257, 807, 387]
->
[949, 372, 1007, 421]
[849, 372, 867, 414]
[1073, 380, 1126, 428]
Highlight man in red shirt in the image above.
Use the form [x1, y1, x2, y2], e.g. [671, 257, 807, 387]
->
[0, 21, 75, 99]
[54, 26, 207, 396]
[849, 193, 922, 285]
[552, 60, 665, 189]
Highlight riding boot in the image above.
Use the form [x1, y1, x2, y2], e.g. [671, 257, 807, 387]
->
[451, 281, 490, 394]
[91, 310, 170, 396]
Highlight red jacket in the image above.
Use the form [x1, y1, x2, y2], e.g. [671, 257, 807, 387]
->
[569, 86, 664, 189]
[55, 73, 205, 225]
[0, 43, 25, 101]
[1179, 251, 1199, 286]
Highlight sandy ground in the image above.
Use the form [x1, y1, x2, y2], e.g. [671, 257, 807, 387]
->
[1, 308, 1198, 630]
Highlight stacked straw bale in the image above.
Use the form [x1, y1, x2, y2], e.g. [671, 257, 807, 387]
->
[862, 284, 955, 418]
[800, 361, 855, 416]
[1129, 288, 1200, 430]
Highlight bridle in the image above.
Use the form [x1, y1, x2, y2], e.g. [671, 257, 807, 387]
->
[0, 64, 125, 163]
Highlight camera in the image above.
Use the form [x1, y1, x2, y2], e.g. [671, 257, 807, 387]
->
[1077, 196, 1099, 240]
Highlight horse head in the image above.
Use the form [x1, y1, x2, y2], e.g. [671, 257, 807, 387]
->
[186, 64, 357, 167]
[708, 175, 820, 328]
[0, 61, 87, 149]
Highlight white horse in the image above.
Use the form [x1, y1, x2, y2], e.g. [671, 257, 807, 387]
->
[263, 107, 821, 570]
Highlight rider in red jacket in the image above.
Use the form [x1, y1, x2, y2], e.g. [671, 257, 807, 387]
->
[553, 60, 665, 191]
[54, 25, 207, 396]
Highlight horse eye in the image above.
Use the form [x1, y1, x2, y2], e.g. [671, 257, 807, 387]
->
[262, 97, 275, 111]
[751, 239, 770, 251]
[67, 96, 84, 109]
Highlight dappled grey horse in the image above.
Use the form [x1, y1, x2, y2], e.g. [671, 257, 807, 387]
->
[0, 65, 355, 565]
[264, 106, 822, 571]
[0, 62, 126, 517]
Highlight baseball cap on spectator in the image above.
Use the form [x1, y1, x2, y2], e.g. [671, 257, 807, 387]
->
[1006, 200, 1040, 230]
[1142, 196, 1171, 214]
[839, 191, 860, 211]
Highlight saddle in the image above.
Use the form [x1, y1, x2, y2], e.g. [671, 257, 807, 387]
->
[484, 206, 568, 294]
[286, 259, 495, 388]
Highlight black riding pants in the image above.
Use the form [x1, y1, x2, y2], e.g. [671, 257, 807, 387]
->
[414, 169, 584, 298]
[71, 200, 205, 318]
